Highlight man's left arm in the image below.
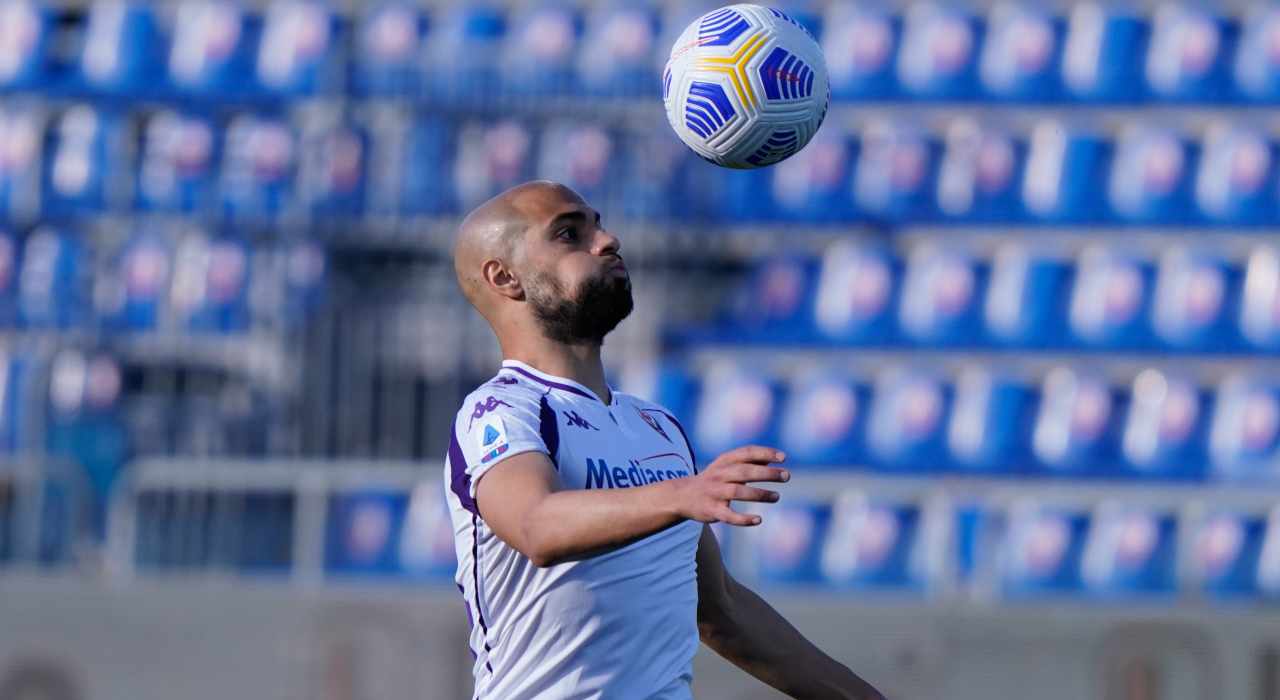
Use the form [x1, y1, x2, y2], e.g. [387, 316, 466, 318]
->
[696, 525, 887, 700]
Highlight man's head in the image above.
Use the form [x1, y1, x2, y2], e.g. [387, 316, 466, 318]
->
[453, 181, 632, 346]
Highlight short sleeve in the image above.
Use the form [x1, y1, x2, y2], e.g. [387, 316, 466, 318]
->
[448, 385, 552, 514]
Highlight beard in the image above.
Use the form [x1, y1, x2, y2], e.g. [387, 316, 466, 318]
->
[526, 270, 634, 345]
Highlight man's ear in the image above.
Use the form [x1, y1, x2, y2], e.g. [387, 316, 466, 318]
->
[484, 259, 524, 301]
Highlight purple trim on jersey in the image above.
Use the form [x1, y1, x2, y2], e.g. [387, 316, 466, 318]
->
[456, 583, 479, 660]
[658, 410, 698, 474]
[502, 365, 599, 402]
[472, 514, 495, 675]
[449, 428, 479, 515]
[539, 395, 560, 470]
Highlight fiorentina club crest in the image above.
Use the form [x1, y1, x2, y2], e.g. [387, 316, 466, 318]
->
[638, 409, 673, 443]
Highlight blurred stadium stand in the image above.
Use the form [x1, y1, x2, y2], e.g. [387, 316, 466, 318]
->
[0, 1, 1275, 697]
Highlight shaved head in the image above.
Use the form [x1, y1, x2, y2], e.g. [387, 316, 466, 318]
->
[452, 180, 631, 347]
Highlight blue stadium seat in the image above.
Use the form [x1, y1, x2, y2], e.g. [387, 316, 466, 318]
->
[722, 255, 815, 342]
[0, 1, 53, 91]
[42, 104, 126, 216]
[895, 3, 980, 100]
[820, 494, 923, 590]
[44, 351, 129, 518]
[865, 369, 950, 472]
[1060, 4, 1148, 102]
[353, 2, 427, 97]
[219, 114, 296, 221]
[167, 0, 258, 99]
[1117, 370, 1207, 480]
[1149, 248, 1235, 351]
[255, 1, 342, 97]
[768, 126, 856, 222]
[78, 1, 164, 96]
[452, 120, 536, 214]
[1193, 512, 1266, 597]
[946, 369, 1032, 474]
[777, 372, 867, 467]
[978, 4, 1063, 101]
[0, 107, 43, 220]
[1193, 125, 1276, 224]
[100, 229, 171, 332]
[614, 130, 701, 220]
[170, 231, 251, 333]
[536, 121, 616, 207]
[897, 246, 985, 346]
[823, 4, 899, 99]
[1079, 504, 1176, 595]
[935, 121, 1026, 222]
[1066, 247, 1152, 348]
[501, 4, 580, 96]
[326, 486, 458, 579]
[297, 121, 368, 218]
[1240, 246, 1280, 350]
[136, 110, 219, 213]
[1020, 121, 1109, 222]
[1208, 377, 1280, 480]
[366, 114, 454, 216]
[691, 363, 780, 463]
[1233, 6, 1280, 101]
[17, 227, 86, 329]
[982, 245, 1066, 347]
[0, 231, 18, 328]
[852, 121, 938, 223]
[811, 241, 899, 344]
[424, 4, 506, 102]
[753, 499, 826, 585]
[1143, 6, 1234, 103]
[282, 241, 326, 324]
[576, 4, 659, 97]
[1029, 368, 1120, 476]
[1107, 126, 1195, 223]
[1000, 503, 1089, 596]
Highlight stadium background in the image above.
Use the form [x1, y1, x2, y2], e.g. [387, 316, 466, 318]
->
[0, 0, 1279, 698]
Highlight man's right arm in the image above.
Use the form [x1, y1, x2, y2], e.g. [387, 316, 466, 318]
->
[475, 446, 790, 567]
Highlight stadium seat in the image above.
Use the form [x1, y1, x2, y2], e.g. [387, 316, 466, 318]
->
[17, 227, 86, 329]
[897, 246, 984, 346]
[946, 369, 1032, 474]
[219, 114, 296, 221]
[136, 110, 220, 213]
[281, 241, 326, 325]
[255, 0, 342, 97]
[769, 126, 856, 222]
[296, 120, 368, 218]
[44, 350, 128, 511]
[865, 369, 950, 472]
[614, 129, 699, 220]
[42, 104, 127, 216]
[895, 3, 980, 100]
[452, 120, 536, 214]
[1079, 503, 1176, 595]
[823, 3, 899, 100]
[820, 493, 923, 590]
[935, 121, 1026, 223]
[1193, 124, 1276, 224]
[1060, 4, 1148, 102]
[99, 229, 171, 332]
[978, 4, 1063, 101]
[353, 2, 427, 97]
[169, 231, 251, 333]
[1066, 247, 1152, 348]
[78, 1, 164, 96]
[811, 241, 898, 343]
[501, 4, 579, 96]
[1029, 367, 1120, 475]
[576, 4, 659, 97]
[167, 0, 258, 98]
[1143, 5, 1233, 102]
[753, 499, 826, 585]
[691, 362, 780, 463]
[1118, 369, 1207, 479]
[982, 245, 1066, 347]
[0, 231, 18, 328]
[1020, 121, 1109, 222]
[777, 372, 867, 467]
[0, 106, 43, 220]
[1233, 6, 1280, 101]
[1193, 512, 1266, 597]
[536, 121, 616, 207]
[1208, 376, 1280, 480]
[1000, 501, 1089, 596]
[0, 0, 53, 91]
[722, 255, 815, 342]
[852, 121, 937, 223]
[1239, 246, 1280, 350]
[424, 4, 506, 102]
[1149, 248, 1234, 351]
[1106, 126, 1194, 223]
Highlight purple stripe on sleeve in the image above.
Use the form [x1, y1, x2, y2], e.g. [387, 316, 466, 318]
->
[659, 410, 698, 474]
[449, 427, 479, 515]
[502, 365, 598, 401]
[472, 514, 495, 675]
[539, 395, 560, 469]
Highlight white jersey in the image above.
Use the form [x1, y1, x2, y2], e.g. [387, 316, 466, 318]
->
[444, 360, 702, 700]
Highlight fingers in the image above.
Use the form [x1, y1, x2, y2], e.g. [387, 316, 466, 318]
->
[716, 506, 762, 527]
[720, 463, 790, 484]
[714, 445, 786, 468]
[722, 484, 779, 504]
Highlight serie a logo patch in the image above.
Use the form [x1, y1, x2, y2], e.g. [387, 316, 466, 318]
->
[478, 416, 510, 464]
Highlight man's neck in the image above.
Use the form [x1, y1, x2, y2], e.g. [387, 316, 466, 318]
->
[501, 341, 611, 404]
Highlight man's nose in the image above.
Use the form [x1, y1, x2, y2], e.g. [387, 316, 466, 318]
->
[594, 228, 621, 257]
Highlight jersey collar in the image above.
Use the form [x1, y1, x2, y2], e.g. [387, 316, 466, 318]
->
[501, 360, 616, 406]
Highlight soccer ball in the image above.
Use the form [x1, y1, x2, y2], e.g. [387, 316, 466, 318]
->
[662, 5, 830, 169]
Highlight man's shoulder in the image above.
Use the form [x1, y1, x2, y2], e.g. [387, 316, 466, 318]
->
[615, 392, 682, 422]
[457, 372, 550, 417]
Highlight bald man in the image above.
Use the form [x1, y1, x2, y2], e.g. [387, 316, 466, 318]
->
[444, 181, 884, 700]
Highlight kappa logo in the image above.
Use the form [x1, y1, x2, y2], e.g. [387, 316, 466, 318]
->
[565, 410, 599, 431]
[469, 395, 513, 430]
[638, 409, 672, 443]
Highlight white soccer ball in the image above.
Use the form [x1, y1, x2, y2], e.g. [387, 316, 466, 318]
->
[662, 4, 830, 169]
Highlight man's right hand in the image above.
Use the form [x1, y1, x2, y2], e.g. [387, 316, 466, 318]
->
[674, 446, 790, 526]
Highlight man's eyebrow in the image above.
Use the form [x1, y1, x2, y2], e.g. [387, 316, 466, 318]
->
[544, 209, 590, 232]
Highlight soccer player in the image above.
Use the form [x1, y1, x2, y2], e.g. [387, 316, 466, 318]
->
[446, 180, 885, 700]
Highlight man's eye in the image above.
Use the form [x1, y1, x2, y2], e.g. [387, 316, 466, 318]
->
[557, 228, 576, 240]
